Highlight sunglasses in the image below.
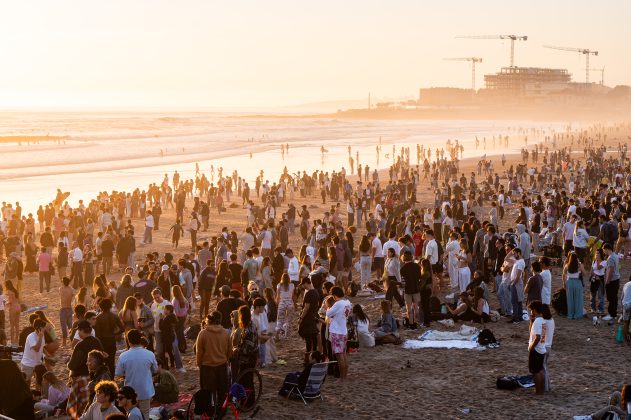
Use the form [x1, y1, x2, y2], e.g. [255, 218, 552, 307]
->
[117, 395, 126, 401]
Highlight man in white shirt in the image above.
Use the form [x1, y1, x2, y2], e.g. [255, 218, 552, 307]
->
[562, 214, 577, 257]
[259, 226, 272, 258]
[143, 210, 154, 244]
[286, 249, 300, 283]
[382, 231, 401, 257]
[251, 298, 270, 367]
[538, 257, 553, 305]
[325, 287, 351, 381]
[527, 301, 548, 395]
[70, 242, 84, 288]
[370, 232, 384, 279]
[509, 248, 525, 323]
[423, 229, 439, 265]
[21, 319, 46, 387]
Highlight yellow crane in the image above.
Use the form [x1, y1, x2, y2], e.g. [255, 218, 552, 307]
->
[456, 35, 527, 67]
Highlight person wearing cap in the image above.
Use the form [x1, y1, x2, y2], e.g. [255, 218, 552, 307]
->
[67, 320, 103, 418]
[156, 265, 173, 302]
[117, 386, 143, 420]
[115, 329, 158, 419]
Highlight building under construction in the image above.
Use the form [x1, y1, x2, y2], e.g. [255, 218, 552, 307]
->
[483, 66, 571, 97]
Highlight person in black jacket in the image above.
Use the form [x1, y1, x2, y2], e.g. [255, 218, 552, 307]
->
[272, 247, 285, 288]
[94, 299, 124, 376]
[67, 320, 103, 418]
[0, 359, 35, 420]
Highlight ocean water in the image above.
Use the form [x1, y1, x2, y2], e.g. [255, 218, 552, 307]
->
[0, 112, 567, 214]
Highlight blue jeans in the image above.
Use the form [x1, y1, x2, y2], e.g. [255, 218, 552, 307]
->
[155, 332, 183, 369]
[259, 342, 267, 366]
[497, 279, 512, 316]
[510, 285, 523, 322]
[566, 278, 584, 320]
[59, 307, 73, 340]
[143, 226, 153, 244]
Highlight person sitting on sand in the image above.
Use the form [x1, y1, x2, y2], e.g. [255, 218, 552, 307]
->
[589, 389, 627, 420]
[350, 304, 375, 348]
[152, 358, 179, 404]
[278, 350, 326, 397]
[445, 292, 475, 322]
[374, 300, 399, 345]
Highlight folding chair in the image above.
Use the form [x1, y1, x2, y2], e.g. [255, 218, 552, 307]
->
[285, 362, 335, 406]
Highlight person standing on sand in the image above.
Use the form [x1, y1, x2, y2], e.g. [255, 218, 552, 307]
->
[59, 277, 74, 347]
[143, 210, 154, 245]
[325, 286, 351, 381]
[37, 247, 52, 293]
[527, 301, 548, 395]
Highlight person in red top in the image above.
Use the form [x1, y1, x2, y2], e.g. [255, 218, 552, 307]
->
[37, 247, 52, 293]
[412, 226, 424, 259]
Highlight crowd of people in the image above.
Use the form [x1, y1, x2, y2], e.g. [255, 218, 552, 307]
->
[1, 122, 631, 419]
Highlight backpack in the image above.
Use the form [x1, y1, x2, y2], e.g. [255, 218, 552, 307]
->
[429, 296, 442, 313]
[436, 240, 444, 261]
[184, 323, 201, 340]
[551, 288, 568, 316]
[347, 281, 360, 298]
[601, 221, 619, 245]
[496, 375, 533, 390]
[477, 329, 497, 346]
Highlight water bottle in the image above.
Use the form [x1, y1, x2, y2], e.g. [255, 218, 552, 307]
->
[615, 324, 624, 344]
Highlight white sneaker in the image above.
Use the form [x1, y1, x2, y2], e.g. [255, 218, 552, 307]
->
[602, 314, 613, 321]
[178, 368, 187, 373]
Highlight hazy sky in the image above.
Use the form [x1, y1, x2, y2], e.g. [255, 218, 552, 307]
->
[0, 0, 629, 108]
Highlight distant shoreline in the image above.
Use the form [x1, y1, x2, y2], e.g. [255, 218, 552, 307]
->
[233, 103, 631, 122]
[0, 135, 69, 144]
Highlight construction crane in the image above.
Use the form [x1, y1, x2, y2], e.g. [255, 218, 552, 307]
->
[443, 57, 483, 91]
[590, 67, 605, 86]
[456, 35, 527, 67]
[543, 45, 598, 84]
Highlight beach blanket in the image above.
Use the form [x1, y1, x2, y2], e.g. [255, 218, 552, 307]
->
[402, 326, 481, 350]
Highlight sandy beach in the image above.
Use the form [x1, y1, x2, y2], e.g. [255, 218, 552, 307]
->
[5, 120, 630, 419]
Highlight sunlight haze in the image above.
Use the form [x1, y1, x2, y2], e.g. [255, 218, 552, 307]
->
[0, 0, 629, 108]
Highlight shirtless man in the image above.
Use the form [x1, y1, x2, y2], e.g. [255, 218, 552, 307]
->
[59, 277, 75, 347]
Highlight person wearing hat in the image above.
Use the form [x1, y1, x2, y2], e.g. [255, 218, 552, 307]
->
[117, 386, 143, 420]
[157, 264, 175, 301]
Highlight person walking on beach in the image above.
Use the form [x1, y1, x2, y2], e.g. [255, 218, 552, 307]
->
[169, 219, 185, 249]
[37, 247, 52, 293]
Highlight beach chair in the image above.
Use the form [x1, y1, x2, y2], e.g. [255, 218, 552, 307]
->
[285, 362, 335, 405]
